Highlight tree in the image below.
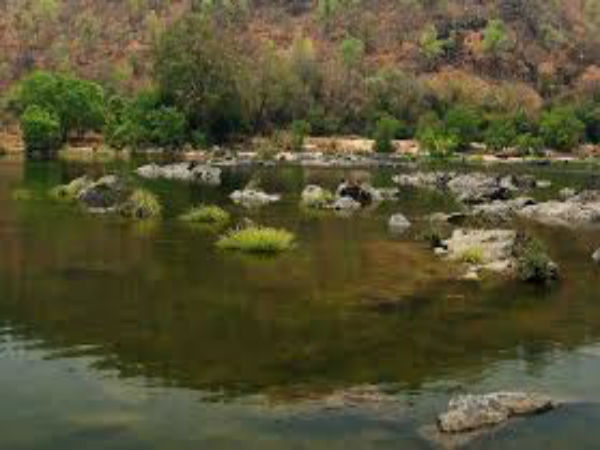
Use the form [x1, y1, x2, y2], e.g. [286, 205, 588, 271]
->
[20, 105, 61, 156]
[444, 105, 482, 150]
[154, 14, 246, 141]
[539, 107, 585, 151]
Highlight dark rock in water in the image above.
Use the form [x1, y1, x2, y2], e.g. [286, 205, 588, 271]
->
[337, 183, 373, 206]
[78, 175, 130, 210]
[593, 248, 600, 264]
[437, 392, 555, 434]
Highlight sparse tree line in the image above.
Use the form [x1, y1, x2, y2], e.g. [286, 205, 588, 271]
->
[1, 9, 599, 157]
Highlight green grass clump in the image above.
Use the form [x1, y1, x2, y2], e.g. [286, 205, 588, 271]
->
[180, 205, 230, 225]
[49, 176, 91, 202]
[11, 188, 33, 201]
[459, 246, 484, 264]
[119, 189, 162, 219]
[515, 237, 558, 284]
[217, 226, 295, 253]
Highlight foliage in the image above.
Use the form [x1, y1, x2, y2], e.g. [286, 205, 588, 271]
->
[20, 105, 61, 155]
[11, 188, 33, 201]
[481, 19, 512, 55]
[539, 107, 586, 151]
[373, 115, 403, 153]
[515, 237, 559, 284]
[180, 205, 231, 225]
[417, 126, 459, 158]
[17, 71, 105, 139]
[119, 189, 162, 219]
[49, 176, 92, 202]
[515, 133, 544, 156]
[290, 120, 311, 151]
[444, 105, 482, 150]
[154, 14, 245, 142]
[217, 226, 295, 253]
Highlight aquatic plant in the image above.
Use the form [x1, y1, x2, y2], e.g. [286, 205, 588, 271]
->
[515, 237, 559, 284]
[49, 176, 91, 202]
[217, 226, 295, 253]
[11, 188, 33, 201]
[180, 205, 230, 225]
[119, 189, 162, 219]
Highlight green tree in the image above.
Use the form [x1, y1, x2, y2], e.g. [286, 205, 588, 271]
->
[539, 107, 585, 151]
[154, 14, 246, 141]
[444, 105, 482, 150]
[373, 115, 403, 153]
[20, 105, 61, 156]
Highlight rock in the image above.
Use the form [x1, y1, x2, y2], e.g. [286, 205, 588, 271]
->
[472, 197, 536, 221]
[443, 229, 517, 274]
[136, 163, 221, 185]
[438, 392, 555, 434]
[301, 185, 333, 208]
[447, 172, 511, 204]
[536, 180, 552, 189]
[336, 182, 377, 206]
[568, 190, 600, 204]
[434, 247, 448, 256]
[230, 189, 281, 208]
[78, 175, 130, 210]
[518, 200, 600, 227]
[331, 196, 361, 211]
[593, 248, 600, 264]
[462, 269, 480, 281]
[393, 171, 453, 189]
[389, 213, 411, 232]
[559, 187, 577, 200]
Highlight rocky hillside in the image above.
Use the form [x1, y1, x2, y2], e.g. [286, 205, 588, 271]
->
[1, 0, 599, 96]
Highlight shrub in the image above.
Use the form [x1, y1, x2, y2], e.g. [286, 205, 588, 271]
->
[290, 119, 311, 151]
[539, 107, 585, 151]
[20, 106, 61, 156]
[444, 105, 482, 150]
[515, 133, 544, 156]
[515, 237, 559, 284]
[180, 205, 230, 224]
[373, 116, 403, 153]
[11, 188, 33, 201]
[119, 189, 162, 219]
[484, 115, 518, 151]
[217, 226, 295, 253]
[417, 126, 459, 158]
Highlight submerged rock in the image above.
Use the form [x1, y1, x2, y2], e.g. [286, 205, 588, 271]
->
[438, 392, 555, 434]
[78, 175, 131, 210]
[230, 189, 281, 207]
[388, 213, 411, 232]
[336, 182, 377, 206]
[593, 248, 600, 264]
[136, 163, 221, 185]
[331, 196, 361, 211]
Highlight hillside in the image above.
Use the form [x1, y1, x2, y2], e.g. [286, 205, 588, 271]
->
[1, 0, 600, 95]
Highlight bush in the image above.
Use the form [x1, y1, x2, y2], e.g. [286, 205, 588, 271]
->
[417, 126, 459, 158]
[49, 176, 92, 202]
[515, 237, 559, 284]
[484, 115, 518, 151]
[290, 119, 311, 151]
[119, 189, 162, 219]
[459, 246, 484, 264]
[180, 205, 230, 224]
[373, 116, 403, 153]
[539, 107, 585, 151]
[444, 105, 482, 150]
[515, 133, 544, 156]
[217, 226, 295, 253]
[20, 106, 61, 156]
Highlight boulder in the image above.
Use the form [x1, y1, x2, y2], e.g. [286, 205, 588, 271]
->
[472, 197, 536, 221]
[336, 182, 376, 206]
[593, 248, 600, 264]
[388, 213, 411, 232]
[392, 171, 453, 189]
[136, 163, 221, 185]
[230, 189, 281, 207]
[518, 201, 600, 227]
[438, 392, 555, 434]
[447, 172, 511, 204]
[442, 229, 517, 274]
[428, 212, 470, 225]
[78, 175, 130, 210]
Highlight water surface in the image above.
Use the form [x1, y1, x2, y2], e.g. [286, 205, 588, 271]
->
[1, 156, 600, 449]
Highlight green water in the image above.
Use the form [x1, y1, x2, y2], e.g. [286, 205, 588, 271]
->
[1, 156, 600, 449]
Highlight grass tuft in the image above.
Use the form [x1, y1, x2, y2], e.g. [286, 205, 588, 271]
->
[180, 205, 230, 225]
[119, 189, 162, 219]
[217, 226, 295, 253]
